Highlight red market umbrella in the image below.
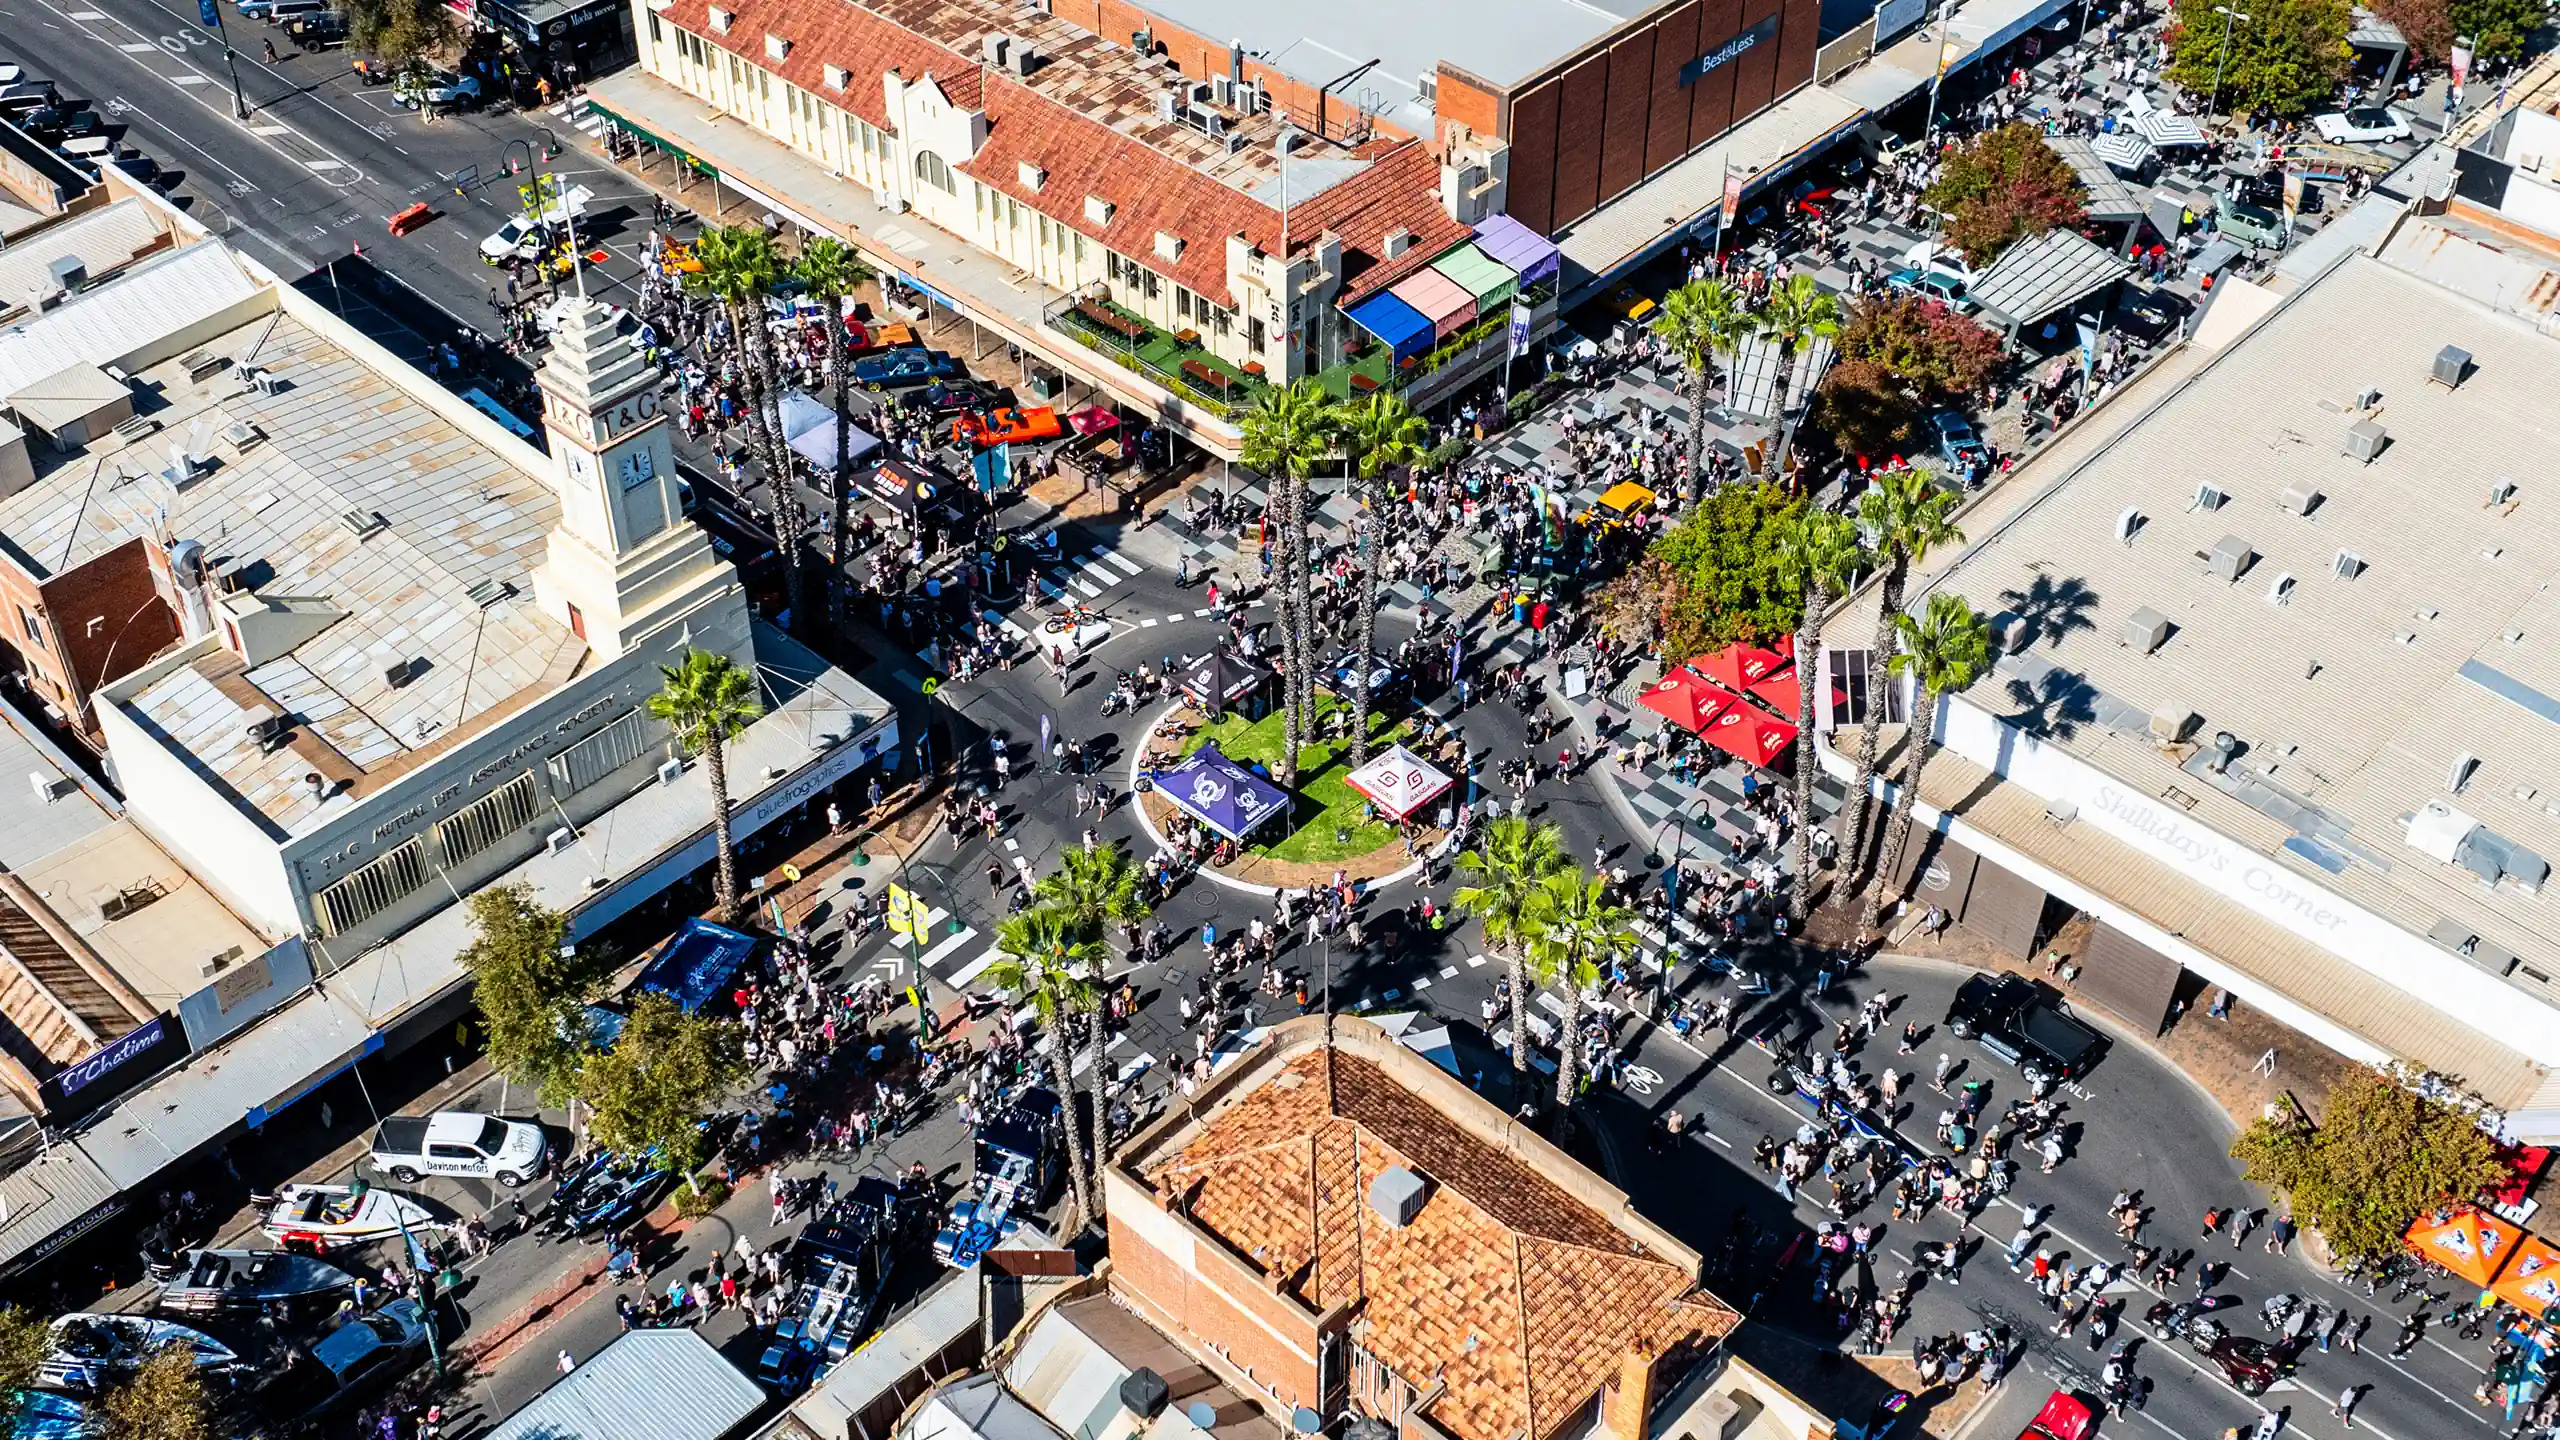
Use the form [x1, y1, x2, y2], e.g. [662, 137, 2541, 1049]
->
[1638, 671, 1743, 735]
[1686, 641, 1790, 693]
[1745, 666, 1842, 719]
[1701, 703, 1800, 769]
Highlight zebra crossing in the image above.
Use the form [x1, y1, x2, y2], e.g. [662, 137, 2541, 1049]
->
[979, 541, 1184, 648]
[869, 903, 982, 980]
[549, 98, 606, 141]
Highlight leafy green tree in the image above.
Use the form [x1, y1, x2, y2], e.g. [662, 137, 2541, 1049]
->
[1340, 392, 1430, 767]
[96, 1344, 215, 1440]
[458, 884, 593, 1107]
[649, 649, 764, 918]
[1238, 380, 1343, 789]
[1454, 818, 1575, 1092]
[348, 0, 456, 71]
[1650, 279, 1761, 504]
[2452, 0, 2544, 63]
[1864, 593, 1992, 937]
[1596, 483, 1807, 657]
[576, 991, 745, 1194]
[1922, 123, 2088, 265]
[2166, 0, 2352, 117]
[0, 1305, 49, 1425]
[1812, 291, 2007, 465]
[793, 238, 875, 633]
[1840, 472, 1963, 877]
[1773, 511, 1867, 922]
[986, 908, 1104, 1227]
[1526, 871, 1638, 1143]
[688, 227, 813, 633]
[2232, 1066, 2507, 1265]
[1756, 274, 1844, 484]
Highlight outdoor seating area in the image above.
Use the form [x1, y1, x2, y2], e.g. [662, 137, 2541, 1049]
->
[1636, 638, 1814, 771]
[1049, 294, 1269, 416]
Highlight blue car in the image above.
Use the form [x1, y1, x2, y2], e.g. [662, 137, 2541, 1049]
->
[1930, 410, 1988, 474]
[854, 349, 961, 388]
[1885, 266, 1970, 310]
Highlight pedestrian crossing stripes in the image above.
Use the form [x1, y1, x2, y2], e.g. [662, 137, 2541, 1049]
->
[946, 950, 1002, 988]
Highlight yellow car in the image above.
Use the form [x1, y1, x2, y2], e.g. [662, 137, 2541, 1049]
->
[1606, 284, 1657, 322]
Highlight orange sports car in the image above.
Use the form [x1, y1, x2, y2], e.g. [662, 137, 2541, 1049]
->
[952, 405, 1064, 448]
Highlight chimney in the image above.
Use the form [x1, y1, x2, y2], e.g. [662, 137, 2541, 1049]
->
[1601, 1341, 1656, 1440]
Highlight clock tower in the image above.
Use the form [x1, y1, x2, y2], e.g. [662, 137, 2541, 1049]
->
[530, 299, 750, 666]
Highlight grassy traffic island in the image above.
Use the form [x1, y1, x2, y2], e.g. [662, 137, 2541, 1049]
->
[1140, 694, 1442, 886]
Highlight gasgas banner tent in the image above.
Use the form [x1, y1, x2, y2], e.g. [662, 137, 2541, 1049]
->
[2496, 1235, 2560, 1316]
[1390, 267, 1478, 342]
[1151, 743, 1290, 842]
[1346, 292, 1434, 365]
[2406, 1206, 2523, 1287]
[1343, 744, 1454, 821]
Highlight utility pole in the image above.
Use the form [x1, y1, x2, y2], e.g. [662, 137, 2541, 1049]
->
[1921, 0, 1957, 137]
[2210, 6, 2252, 120]
[196, 0, 249, 120]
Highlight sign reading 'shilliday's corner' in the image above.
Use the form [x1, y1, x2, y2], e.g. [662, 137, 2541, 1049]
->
[1681, 15, 1779, 86]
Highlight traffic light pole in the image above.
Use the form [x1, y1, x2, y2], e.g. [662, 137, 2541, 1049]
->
[197, 0, 250, 120]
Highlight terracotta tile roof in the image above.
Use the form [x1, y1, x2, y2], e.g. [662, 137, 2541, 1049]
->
[652, 0, 1473, 310]
[1148, 1051, 1737, 1440]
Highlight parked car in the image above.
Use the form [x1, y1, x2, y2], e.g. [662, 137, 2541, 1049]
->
[2113, 287, 2190, 345]
[2216, 194, 2288, 250]
[914, 379, 1000, 415]
[478, 184, 592, 265]
[2313, 106, 2411, 144]
[953, 405, 1063, 448]
[1943, 974, 2104, 1083]
[285, 12, 347, 50]
[1929, 410, 1987, 473]
[392, 69, 480, 109]
[1886, 266, 1970, 309]
[304, 1299, 430, 1409]
[368, 1110, 550, 1186]
[2015, 1392, 2094, 1440]
[854, 348, 960, 387]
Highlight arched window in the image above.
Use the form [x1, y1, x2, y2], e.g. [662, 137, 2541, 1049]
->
[914, 149, 955, 194]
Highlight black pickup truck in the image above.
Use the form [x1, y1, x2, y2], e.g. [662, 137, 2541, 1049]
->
[1944, 974, 2104, 1085]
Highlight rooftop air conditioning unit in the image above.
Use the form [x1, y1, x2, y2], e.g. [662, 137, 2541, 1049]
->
[2206, 534, 2255, 583]
[1369, 1167, 1427, 1228]
[1006, 44, 1036, 75]
[657, 757, 685, 786]
[45, 256, 84, 291]
[27, 771, 65, 804]
[180, 350, 228, 383]
[981, 32, 1009, 65]
[2344, 419, 2388, 464]
[2126, 607, 2172, 654]
[2279, 483, 2321, 517]
[1156, 89, 1179, 122]
[2432, 344, 2472, 389]
[222, 420, 263, 451]
[546, 827, 577, 854]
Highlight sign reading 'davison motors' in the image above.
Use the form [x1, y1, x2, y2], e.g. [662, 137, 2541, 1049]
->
[1681, 15, 1780, 86]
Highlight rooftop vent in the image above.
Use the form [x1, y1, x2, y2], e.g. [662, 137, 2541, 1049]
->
[823, 63, 848, 91]
[179, 350, 228, 383]
[1369, 1167, 1428, 1228]
[763, 32, 788, 61]
[45, 256, 84, 292]
[2114, 506, 2145, 545]
[383, 657, 419, 688]
[2267, 571, 2295, 605]
[465, 578, 515, 607]
[707, 5, 731, 31]
[222, 420, 263, 451]
[2333, 548, 2366, 580]
[2344, 419, 2388, 464]
[110, 412, 159, 442]
[1120, 1370, 1170, 1420]
[2279, 483, 2321, 517]
[2125, 607, 2172, 654]
[2205, 534, 2256, 583]
[2431, 344, 2472, 389]
[1017, 160, 1045, 192]
[2490, 478, 2518, 508]
[2193, 482, 2227, 511]
[2451, 752, 2480, 794]
[341, 509, 388, 539]
[1383, 227, 1417, 259]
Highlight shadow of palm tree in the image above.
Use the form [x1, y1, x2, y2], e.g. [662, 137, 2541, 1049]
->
[2003, 668, 2099, 742]
[1997, 573, 2101, 652]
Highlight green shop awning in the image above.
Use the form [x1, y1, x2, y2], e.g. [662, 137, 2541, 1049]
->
[1430, 243, 1517, 311]
[586, 100, 708, 172]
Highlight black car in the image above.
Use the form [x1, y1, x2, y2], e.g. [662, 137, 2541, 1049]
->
[913, 379, 1000, 415]
[2113, 288, 2190, 346]
[1943, 974, 2103, 1083]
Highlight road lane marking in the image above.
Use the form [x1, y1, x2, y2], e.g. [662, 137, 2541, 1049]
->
[168, 73, 205, 84]
[304, 158, 343, 170]
[248, 123, 287, 135]
[117, 39, 153, 49]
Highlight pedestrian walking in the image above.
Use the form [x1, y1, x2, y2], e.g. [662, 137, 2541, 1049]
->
[1933, 1053, 1953, 1093]
[2333, 1384, 2360, 1428]
[2265, 1213, 2295, 1255]
[557, 1349, 577, 1375]
[2345, 1314, 2370, 1353]
[2006, 1225, 2036, 1269]
[2231, 1209, 2261, 1248]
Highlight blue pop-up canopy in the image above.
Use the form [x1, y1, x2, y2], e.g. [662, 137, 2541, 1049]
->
[1152, 742, 1290, 842]
[635, 918, 758, 1013]
[1346, 291, 1434, 364]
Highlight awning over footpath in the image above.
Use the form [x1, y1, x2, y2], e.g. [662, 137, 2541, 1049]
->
[1390, 267, 1477, 341]
[1473, 213, 1560, 286]
[1431, 244, 1519, 310]
[485, 1329, 762, 1440]
[1346, 291, 1434, 364]
[1151, 743, 1290, 842]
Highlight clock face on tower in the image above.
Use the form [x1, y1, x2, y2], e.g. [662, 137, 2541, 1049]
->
[617, 449, 656, 489]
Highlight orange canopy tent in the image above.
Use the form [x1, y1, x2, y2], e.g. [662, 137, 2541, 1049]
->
[2493, 1234, 2560, 1316]
[2405, 1207, 2523, 1287]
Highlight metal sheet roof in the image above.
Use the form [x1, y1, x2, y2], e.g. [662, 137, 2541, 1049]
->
[77, 988, 376, 1188]
[487, 1329, 764, 1440]
[1966, 227, 2133, 328]
[0, 1143, 118, 1275]
[0, 706, 112, 871]
[0, 243, 262, 404]
[1430, 244, 1518, 309]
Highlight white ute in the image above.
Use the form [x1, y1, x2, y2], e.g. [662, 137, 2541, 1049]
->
[368, 1111, 549, 1187]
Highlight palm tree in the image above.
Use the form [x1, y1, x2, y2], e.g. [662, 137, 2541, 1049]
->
[1238, 379, 1342, 787]
[1339, 392, 1429, 767]
[688, 227, 811, 634]
[1527, 871, 1639, 1144]
[647, 649, 764, 918]
[1865, 593, 1992, 938]
[792, 238, 874, 633]
[1756, 274, 1844, 487]
[1773, 509, 1867, 923]
[1650, 279, 1759, 505]
[1841, 470, 1964, 883]
[985, 907, 1104, 1227]
[1453, 817, 1574, 1095]
[1035, 843, 1151, 1173]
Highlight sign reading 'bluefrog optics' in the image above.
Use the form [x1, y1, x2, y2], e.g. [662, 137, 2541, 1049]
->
[41, 1014, 192, 1122]
[1681, 15, 1780, 86]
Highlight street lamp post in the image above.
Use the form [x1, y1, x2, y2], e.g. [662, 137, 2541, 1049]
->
[1921, 0, 1958, 137]
[2210, 5, 2252, 122]
[195, 0, 250, 120]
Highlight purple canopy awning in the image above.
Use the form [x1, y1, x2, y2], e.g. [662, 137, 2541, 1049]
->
[1151, 741, 1290, 842]
[1473, 213, 1560, 287]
